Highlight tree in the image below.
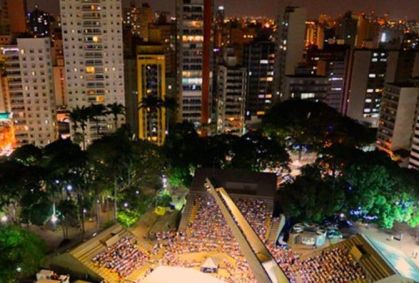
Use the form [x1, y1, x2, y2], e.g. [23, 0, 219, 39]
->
[9, 144, 42, 166]
[0, 160, 44, 223]
[262, 100, 375, 158]
[279, 165, 345, 223]
[139, 96, 177, 133]
[87, 104, 107, 137]
[164, 122, 204, 187]
[69, 106, 89, 150]
[88, 130, 166, 222]
[230, 132, 290, 173]
[106, 103, 125, 130]
[342, 153, 418, 229]
[57, 199, 79, 239]
[0, 225, 46, 282]
[42, 139, 92, 233]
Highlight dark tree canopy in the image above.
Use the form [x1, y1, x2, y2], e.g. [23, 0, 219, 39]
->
[279, 165, 345, 223]
[164, 123, 290, 187]
[0, 225, 46, 281]
[262, 100, 376, 149]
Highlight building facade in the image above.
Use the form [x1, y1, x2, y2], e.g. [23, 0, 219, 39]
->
[344, 49, 390, 127]
[409, 97, 419, 170]
[243, 40, 275, 120]
[376, 83, 419, 159]
[276, 6, 306, 97]
[283, 75, 330, 102]
[1, 38, 56, 147]
[137, 45, 166, 145]
[216, 64, 246, 135]
[60, 0, 125, 143]
[176, 0, 213, 128]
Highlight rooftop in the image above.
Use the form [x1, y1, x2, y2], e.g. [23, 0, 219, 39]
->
[190, 168, 277, 199]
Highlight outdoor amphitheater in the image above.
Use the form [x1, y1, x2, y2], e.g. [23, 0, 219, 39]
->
[52, 169, 419, 283]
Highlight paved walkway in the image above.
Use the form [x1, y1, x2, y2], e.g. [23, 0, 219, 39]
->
[356, 222, 419, 267]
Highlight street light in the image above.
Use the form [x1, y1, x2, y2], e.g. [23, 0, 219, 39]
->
[51, 203, 58, 224]
[162, 175, 168, 188]
[51, 214, 58, 224]
[66, 184, 73, 191]
[0, 215, 7, 223]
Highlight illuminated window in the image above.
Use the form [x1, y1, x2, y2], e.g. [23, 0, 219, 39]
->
[86, 66, 95, 73]
[301, 93, 315, 99]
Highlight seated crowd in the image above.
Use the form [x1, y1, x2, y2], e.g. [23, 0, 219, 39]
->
[92, 236, 149, 278]
[268, 244, 367, 283]
[150, 195, 273, 282]
[90, 193, 367, 283]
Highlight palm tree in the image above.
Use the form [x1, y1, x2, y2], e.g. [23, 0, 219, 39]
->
[138, 96, 177, 135]
[69, 106, 89, 150]
[87, 104, 107, 137]
[106, 103, 125, 130]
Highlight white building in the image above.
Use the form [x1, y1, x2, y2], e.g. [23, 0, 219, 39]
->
[60, 0, 125, 143]
[409, 89, 419, 170]
[376, 83, 419, 161]
[1, 38, 56, 147]
[276, 6, 307, 97]
[216, 64, 246, 135]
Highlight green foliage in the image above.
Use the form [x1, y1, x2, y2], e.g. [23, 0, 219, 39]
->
[155, 190, 172, 207]
[0, 225, 46, 282]
[279, 165, 345, 223]
[117, 210, 139, 228]
[57, 199, 79, 227]
[117, 192, 153, 227]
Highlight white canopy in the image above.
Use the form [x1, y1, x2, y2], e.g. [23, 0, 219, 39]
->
[201, 257, 218, 269]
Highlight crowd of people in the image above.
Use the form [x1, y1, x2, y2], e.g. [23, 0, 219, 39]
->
[268, 243, 367, 283]
[294, 247, 367, 283]
[149, 194, 273, 282]
[89, 192, 368, 283]
[92, 237, 149, 278]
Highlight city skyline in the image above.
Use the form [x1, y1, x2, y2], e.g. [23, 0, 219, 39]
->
[26, 0, 419, 19]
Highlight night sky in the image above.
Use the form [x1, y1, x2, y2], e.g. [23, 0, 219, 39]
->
[26, 0, 419, 19]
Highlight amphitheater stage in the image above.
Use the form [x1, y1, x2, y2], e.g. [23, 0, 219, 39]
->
[142, 266, 225, 283]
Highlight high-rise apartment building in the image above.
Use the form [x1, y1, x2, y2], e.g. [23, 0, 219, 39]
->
[335, 11, 357, 46]
[176, 0, 213, 129]
[1, 38, 56, 147]
[243, 40, 275, 120]
[409, 95, 419, 170]
[344, 49, 391, 127]
[305, 21, 324, 49]
[60, 0, 125, 143]
[376, 83, 419, 159]
[307, 45, 351, 112]
[216, 62, 246, 135]
[4, 0, 27, 34]
[124, 2, 154, 41]
[344, 49, 419, 127]
[283, 75, 330, 101]
[276, 6, 306, 97]
[137, 45, 166, 145]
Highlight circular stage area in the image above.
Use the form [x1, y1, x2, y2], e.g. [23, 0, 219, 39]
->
[142, 266, 225, 283]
